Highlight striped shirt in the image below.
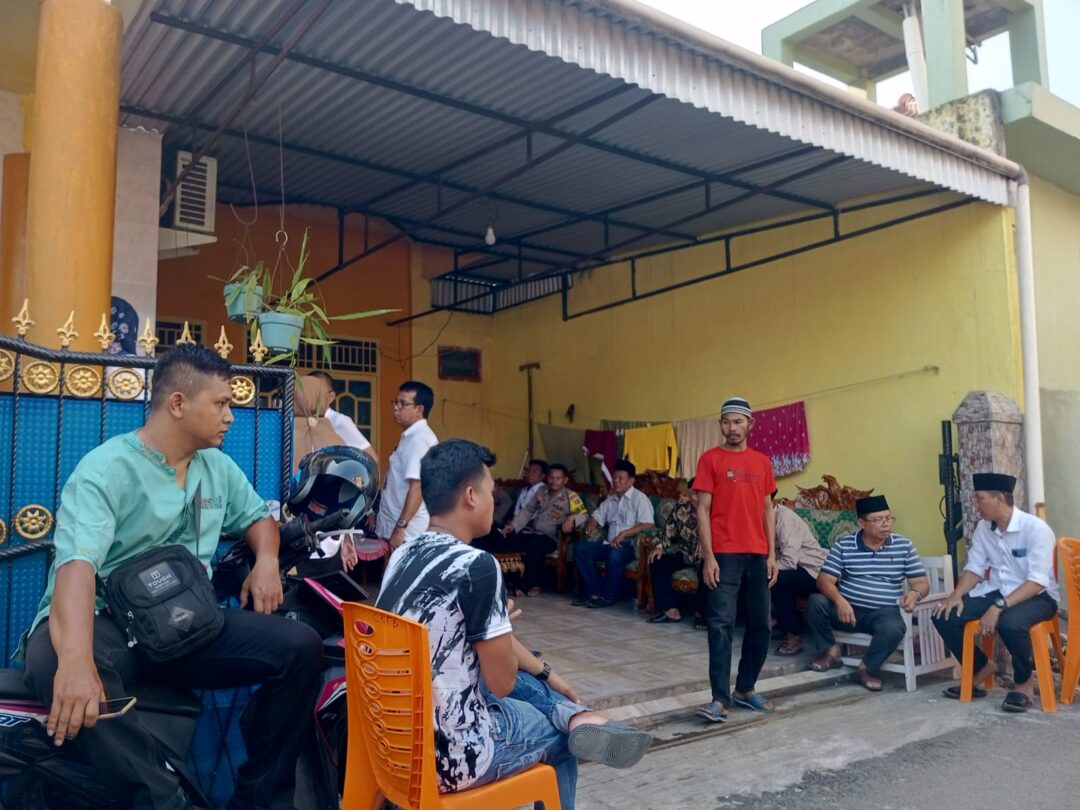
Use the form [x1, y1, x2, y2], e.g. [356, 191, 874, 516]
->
[820, 531, 926, 609]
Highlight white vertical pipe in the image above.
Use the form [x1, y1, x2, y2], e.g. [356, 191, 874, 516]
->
[1013, 175, 1045, 509]
[902, 3, 930, 111]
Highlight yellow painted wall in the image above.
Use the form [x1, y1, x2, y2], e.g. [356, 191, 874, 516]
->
[1029, 175, 1080, 543]
[413, 200, 1022, 552]
[1029, 175, 1080, 391]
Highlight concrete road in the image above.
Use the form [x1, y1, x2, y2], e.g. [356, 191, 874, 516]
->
[576, 682, 1080, 810]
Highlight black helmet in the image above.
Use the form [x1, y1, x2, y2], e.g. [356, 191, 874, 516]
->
[288, 446, 379, 528]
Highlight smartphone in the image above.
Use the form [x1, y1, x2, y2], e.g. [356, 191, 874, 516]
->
[97, 696, 137, 719]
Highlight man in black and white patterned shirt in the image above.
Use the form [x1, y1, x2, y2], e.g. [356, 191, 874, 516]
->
[377, 439, 651, 807]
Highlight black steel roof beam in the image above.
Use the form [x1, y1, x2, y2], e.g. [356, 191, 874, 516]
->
[213, 176, 591, 261]
[136, 101, 697, 245]
[216, 182, 578, 274]
[360, 83, 638, 209]
[148, 12, 836, 213]
[509, 145, 824, 242]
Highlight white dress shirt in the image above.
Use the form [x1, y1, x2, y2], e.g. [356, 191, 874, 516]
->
[591, 486, 655, 544]
[964, 507, 1060, 601]
[324, 408, 371, 451]
[376, 419, 438, 541]
[513, 482, 544, 516]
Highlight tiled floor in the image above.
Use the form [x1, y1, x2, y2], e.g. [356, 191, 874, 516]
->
[511, 592, 815, 710]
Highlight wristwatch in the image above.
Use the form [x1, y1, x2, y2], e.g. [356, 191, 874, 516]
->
[395, 518, 408, 529]
[536, 662, 552, 682]
[994, 595, 1008, 610]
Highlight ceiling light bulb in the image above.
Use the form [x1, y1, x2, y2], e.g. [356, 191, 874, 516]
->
[484, 225, 496, 246]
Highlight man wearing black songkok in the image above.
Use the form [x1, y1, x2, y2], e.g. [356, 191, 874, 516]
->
[933, 473, 1060, 712]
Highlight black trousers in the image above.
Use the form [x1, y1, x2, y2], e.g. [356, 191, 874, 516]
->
[506, 531, 557, 590]
[931, 590, 1058, 685]
[704, 553, 771, 705]
[649, 552, 704, 615]
[770, 567, 819, 635]
[25, 609, 324, 810]
[805, 593, 906, 676]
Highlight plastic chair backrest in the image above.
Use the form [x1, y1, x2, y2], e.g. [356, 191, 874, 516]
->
[343, 601, 438, 810]
[1060, 537, 1080, 613]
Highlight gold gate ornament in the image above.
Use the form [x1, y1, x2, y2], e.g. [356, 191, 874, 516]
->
[15, 505, 54, 540]
[65, 365, 103, 398]
[22, 361, 59, 394]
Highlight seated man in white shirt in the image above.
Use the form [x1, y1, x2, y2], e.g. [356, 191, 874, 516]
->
[509, 459, 548, 520]
[573, 460, 656, 609]
[306, 371, 378, 464]
[933, 472, 1060, 713]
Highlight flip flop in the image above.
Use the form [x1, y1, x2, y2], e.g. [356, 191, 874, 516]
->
[808, 653, 843, 673]
[693, 617, 707, 631]
[567, 722, 652, 768]
[1002, 691, 1032, 713]
[775, 641, 803, 656]
[943, 685, 987, 700]
[648, 614, 679, 623]
[731, 693, 775, 713]
[526, 587, 542, 597]
[694, 702, 729, 723]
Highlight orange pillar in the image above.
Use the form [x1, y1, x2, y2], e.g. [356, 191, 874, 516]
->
[0, 153, 30, 327]
[24, 0, 122, 350]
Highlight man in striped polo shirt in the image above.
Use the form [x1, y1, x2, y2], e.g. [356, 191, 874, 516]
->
[806, 495, 930, 691]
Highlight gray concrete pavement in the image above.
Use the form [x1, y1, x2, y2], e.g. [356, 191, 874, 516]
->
[576, 682, 1080, 809]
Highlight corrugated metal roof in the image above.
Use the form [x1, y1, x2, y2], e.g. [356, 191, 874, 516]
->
[120, 0, 1013, 312]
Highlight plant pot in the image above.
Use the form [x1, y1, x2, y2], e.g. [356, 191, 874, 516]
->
[224, 284, 265, 323]
[257, 312, 305, 354]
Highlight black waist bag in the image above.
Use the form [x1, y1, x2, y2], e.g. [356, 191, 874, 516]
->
[101, 544, 224, 662]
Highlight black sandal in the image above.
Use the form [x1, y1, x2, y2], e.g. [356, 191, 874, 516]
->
[648, 613, 679, 623]
[943, 685, 987, 700]
[1002, 691, 1032, 713]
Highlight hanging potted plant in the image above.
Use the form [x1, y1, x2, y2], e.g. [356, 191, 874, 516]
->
[256, 229, 396, 361]
[220, 260, 270, 323]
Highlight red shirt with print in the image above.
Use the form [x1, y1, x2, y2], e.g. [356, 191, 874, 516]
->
[693, 447, 775, 555]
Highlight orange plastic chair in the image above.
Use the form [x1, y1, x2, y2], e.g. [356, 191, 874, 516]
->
[341, 602, 562, 810]
[1059, 537, 1080, 704]
[959, 553, 1066, 712]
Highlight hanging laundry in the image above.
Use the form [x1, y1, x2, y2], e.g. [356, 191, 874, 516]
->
[675, 417, 725, 479]
[623, 423, 679, 477]
[584, 429, 617, 484]
[538, 424, 587, 478]
[749, 401, 811, 477]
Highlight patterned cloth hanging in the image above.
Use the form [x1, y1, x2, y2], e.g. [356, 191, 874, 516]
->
[749, 401, 811, 477]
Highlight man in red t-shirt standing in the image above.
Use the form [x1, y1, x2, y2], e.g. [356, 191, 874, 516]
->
[692, 397, 778, 722]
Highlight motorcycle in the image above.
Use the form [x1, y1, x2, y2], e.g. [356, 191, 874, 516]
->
[0, 509, 365, 810]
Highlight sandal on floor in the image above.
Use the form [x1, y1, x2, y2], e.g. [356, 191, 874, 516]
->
[648, 613, 680, 623]
[526, 587, 542, 597]
[693, 617, 707, 631]
[943, 685, 987, 700]
[1002, 691, 1032, 713]
[567, 722, 652, 768]
[694, 702, 728, 723]
[808, 653, 842, 672]
[731, 693, 775, 713]
[775, 641, 803, 656]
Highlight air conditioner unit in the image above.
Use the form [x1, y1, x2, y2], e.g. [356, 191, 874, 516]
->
[172, 151, 217, 233]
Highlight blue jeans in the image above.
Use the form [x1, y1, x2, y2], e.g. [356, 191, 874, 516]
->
[476, 672, 586, 809]
[575, 540, 634, 602]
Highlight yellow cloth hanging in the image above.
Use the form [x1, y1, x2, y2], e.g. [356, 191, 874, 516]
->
[623, 423, 678, 477]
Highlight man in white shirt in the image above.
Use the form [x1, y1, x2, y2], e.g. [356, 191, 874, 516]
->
[511, 459, 548, 518]
[933, 472, 1060, 713]
[573, 460, 655, 608]
[307, 371, 378, 465]
[375, 381, 439, 549]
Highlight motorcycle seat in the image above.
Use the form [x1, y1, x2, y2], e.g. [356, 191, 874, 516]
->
[131, 683, 205, 719]
[0, 667, 37, 700]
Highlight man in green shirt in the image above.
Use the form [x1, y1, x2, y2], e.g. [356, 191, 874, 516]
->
[22, 344, 323, 810]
